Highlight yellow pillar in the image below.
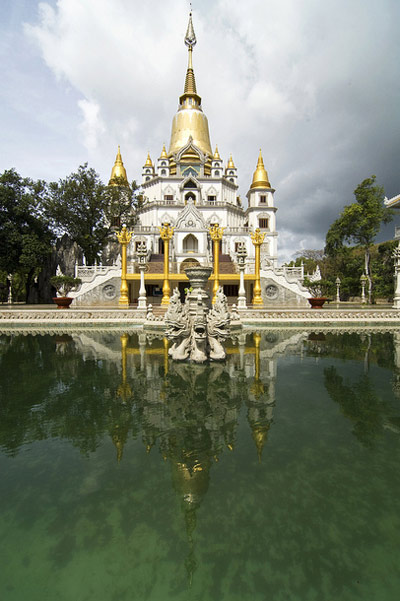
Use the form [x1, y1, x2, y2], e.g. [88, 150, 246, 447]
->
[116, 225, 132, 306]
[251, 228, 265, 305]
[117, 333, 132, 402]
[163, 337, 169, 376]
[159, 223, 174, 305]
[209, 224, 224, 303]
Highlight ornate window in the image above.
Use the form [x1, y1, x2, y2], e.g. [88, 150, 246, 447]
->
[183, 234, 198, 253]
[258, 218, 269, 229]
[185, 192, 196, 205]
[260, 195, 267, 204]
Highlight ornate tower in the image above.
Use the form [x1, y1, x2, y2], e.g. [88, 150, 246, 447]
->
[168, 12, 213, 175]
[246, 150, 277, 268]
[109, 146, 128, 185]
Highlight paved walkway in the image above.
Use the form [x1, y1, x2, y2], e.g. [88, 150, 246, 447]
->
[0, 303, 399, 331]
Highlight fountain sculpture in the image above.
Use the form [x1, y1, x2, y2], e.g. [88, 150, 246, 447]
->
[164, 266, 231, 362]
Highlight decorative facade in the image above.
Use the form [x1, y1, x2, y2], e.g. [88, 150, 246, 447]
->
[73, 12, 308, 307]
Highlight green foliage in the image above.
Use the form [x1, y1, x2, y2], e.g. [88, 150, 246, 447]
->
[50, 275, 81, 297]
[325, 176, 393, 302]
[0, 169, 54, 300]
[46, 164, 140, 265]
[303, 277, 334, 298]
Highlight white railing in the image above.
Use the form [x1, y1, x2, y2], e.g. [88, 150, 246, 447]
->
[76, 265, 121, 282]
[275, 266, 304, 280]
[133, 226, 160, 234]
[224, 227, 250, 235]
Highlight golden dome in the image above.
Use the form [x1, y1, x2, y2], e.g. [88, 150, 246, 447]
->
[109, 146, 128, 185]
[213, 145, 221, 160]
[168, 12, 212, 158]
[227, 154, 236, 169]
[159, 144, 168, 159]
[144, 152, 153, 168]
[250, 150, 271, 189]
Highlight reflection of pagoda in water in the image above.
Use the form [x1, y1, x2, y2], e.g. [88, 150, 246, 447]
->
[70, 328, 307, 583]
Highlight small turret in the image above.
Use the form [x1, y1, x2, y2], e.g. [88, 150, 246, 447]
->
[142, 152, 155, 183]
[109, 146, 128, 186]
[225, 154, 237, 184]
[211, 145, 222, 177]
[157, 144, 170, 177]
[250, 150, 271, 189]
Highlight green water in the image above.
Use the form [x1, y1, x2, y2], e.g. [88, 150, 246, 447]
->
[1, 330, 400, 601]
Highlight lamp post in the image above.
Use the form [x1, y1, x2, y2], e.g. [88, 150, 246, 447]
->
[250, 228, 265, 305]
[136, 241, 148, 311]
[335, 276, 341, 303]
[116, 225, 132, 306]
[209, 223, 224, 304]
[392, 242, 400, 309]
[236, 243, 247, 309]
[159, 222, 174, 305]
[360, 273, 367, 304]
[7, 274, 12, 304]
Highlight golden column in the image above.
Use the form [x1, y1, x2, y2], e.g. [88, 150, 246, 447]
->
[116, 225, 132, 306]
[209, 224, 224, 303]
[250, 228, 265, 305]
[159, 223, 174, 305]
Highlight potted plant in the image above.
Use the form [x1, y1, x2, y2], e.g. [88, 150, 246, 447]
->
[303, 277, 332, 309]
[50, 275, 82, 309]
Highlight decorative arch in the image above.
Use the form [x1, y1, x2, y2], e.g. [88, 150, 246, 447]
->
[180, 257, 200, 272]
[183, 234, 199, 253]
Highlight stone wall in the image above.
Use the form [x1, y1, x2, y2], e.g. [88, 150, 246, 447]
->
[261, 277, 309, 307]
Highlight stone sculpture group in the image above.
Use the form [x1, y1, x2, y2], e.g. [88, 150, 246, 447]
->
[164, 285, 231, 363]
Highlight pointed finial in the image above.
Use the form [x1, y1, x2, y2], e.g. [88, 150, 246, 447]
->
[250, 149, 271, 189]
[227, 154, 236, 169]
[213, 145, 221, 160]
[144, 152, 153, 167]
[109, 145, 128, 185]
[185, 10, 197, 49]
[160, 144, 168, 159]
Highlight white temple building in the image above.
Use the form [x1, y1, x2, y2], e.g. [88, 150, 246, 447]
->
[73, 13, 307, 307]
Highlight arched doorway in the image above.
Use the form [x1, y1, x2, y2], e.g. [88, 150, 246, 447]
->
[184, 191, 196, 204]
[183, 234, 198, 254]
[180, 258, 200, 272]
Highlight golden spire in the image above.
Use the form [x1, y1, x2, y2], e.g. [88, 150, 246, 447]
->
[160, 144, 168, 159]
[181, 11, 200, 102]
[144, 152, 153, 167]
[227, 154, 236, 169]
[168, 11, 212, 158]
[109, 145, 128, 185]
[250, 150, 271, 189]
[213, 145, 221, 160]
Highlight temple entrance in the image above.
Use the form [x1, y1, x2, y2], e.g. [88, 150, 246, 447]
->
[183, 234, 198, 253]
[180, 258, 200, 272]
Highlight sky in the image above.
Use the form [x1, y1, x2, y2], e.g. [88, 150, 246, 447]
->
[1, 0, 400, 263]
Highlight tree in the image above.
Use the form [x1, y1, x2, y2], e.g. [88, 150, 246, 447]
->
[0, 169, 54, 301]
[104, 175, 143, 230]
[46, 164, 141, 265]
[325, 176, 393, 303]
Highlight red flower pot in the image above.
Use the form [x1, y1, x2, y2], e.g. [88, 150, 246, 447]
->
[308, 297, 328, 309]
[52, 296, 73, 309]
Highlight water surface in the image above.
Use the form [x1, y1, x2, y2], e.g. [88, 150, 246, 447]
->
[1, 330, 400, 601]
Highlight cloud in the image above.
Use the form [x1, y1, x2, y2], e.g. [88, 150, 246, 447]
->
[77, 99, 105, 151]
[11, 0, 400, 261]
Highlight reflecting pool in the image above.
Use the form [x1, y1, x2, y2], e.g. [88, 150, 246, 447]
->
[1, 329, 400, 601]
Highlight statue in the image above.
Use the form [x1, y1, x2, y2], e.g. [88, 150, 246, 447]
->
[164, 269, 231, 363]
